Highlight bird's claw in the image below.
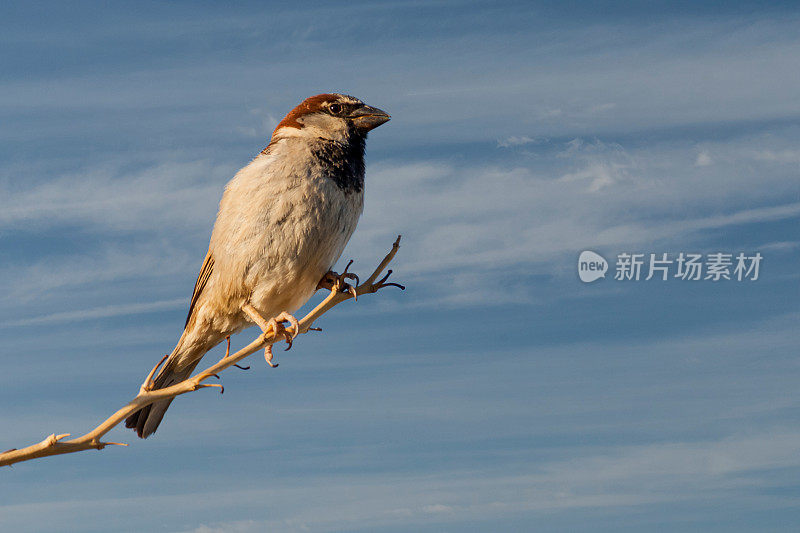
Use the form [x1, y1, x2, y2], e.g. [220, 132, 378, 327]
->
[264, 345, 278, 367]
[340, 259, 360, 288]
[274, 311, 300, 340]
[318, 260, 361, 300]
[261, 312, 300, 366]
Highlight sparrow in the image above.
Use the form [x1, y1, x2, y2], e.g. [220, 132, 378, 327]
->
[125, 93, 390, 438]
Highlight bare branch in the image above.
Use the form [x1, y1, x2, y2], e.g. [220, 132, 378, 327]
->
[0, 236, 403, 467]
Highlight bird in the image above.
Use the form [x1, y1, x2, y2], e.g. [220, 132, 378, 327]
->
[125, 93, 390, 438]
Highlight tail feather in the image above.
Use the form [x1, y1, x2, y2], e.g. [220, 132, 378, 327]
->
[125, 356, 200, 439]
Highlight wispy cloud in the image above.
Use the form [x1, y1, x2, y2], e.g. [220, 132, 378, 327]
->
[1, 298, 185, 327]
[0, 242, 196, 301]
[1, 5, 799, 533]
[0, 159, 226, 233]
[1, 127, 797, 313]
[497, 135, 538, 148]
[695, 150, 713, 166]
[350, 132, 800, 290]
[5, 430, 800, 532]
[754, 148, 800, 163]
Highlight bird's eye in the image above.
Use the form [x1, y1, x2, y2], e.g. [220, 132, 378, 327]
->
[328, 103, 342, 115]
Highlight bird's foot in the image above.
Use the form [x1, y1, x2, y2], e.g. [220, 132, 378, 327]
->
[263, 312, 300, 366]
[220, 335, 249, 370]
[241, 305, 300, 368]
[264, 312, 300, 368]
[317, 260, 359, 300]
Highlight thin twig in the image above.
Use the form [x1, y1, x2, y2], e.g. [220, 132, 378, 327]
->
[0, 237, 403, 467]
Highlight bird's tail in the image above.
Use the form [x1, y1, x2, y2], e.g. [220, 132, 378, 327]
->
[125, 346, 201, 439]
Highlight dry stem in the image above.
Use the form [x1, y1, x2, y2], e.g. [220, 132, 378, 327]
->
[0, 236, 403, 467]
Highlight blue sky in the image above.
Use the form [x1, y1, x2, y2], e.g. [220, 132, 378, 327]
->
[1, 1, 799, 531]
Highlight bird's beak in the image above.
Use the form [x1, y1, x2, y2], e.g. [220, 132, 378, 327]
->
[349, 105, 391, 131]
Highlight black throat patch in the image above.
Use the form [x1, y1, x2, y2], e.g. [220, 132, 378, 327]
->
[311, 133, 366, 195]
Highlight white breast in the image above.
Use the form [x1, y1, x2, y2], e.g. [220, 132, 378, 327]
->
[203, 138, 364, 331]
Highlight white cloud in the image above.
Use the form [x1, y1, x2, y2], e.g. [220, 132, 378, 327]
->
[695, 150, 713, 166]
[588, 102, 616, 113]
[497, 135, 538, 148]
[349, 132, 800, 294]
[0, 242, 196, 302]
[5, 430, 800, 532]
[189, 520, 261, 533]
[0, 298, 185, 327]
[422, 503, 454, 514]
[1, 11, 799, 152]
[0, 8, 798, 533]
[2, 312, 798, 532]
[0, 158, 226, 234]
[1, 127, 797, 314]
[558, 159, 629, 192]
[754, 149, 800, 163]
[758, 240, 800, 252]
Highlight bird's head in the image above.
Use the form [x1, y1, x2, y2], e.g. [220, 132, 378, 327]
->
[271, 93, 390, 145]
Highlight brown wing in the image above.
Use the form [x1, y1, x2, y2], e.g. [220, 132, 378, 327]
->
[185, 250, 214, 328]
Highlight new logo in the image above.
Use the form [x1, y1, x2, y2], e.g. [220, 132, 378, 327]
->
[578, 251, 608, 283]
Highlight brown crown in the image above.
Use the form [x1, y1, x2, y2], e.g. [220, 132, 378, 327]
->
[274, 94, 346, 132]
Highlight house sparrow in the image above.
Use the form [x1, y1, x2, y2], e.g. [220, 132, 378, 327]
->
[125, 93, 390, 438]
